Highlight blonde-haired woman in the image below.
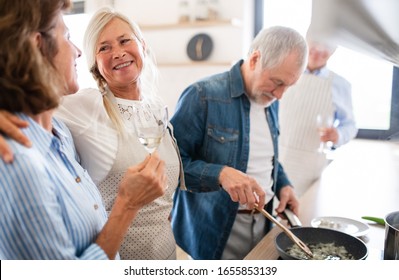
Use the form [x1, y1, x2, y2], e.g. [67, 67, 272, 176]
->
[54, 7, 186, 260]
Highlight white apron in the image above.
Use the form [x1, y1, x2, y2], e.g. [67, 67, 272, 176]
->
[278, 72, 334, 197]
[98, 93, 181, 260]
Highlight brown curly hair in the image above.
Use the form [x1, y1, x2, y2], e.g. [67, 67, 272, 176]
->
[0, 0, 71, 115]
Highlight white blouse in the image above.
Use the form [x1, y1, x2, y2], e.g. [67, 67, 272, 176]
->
[55, 88, 117, 185]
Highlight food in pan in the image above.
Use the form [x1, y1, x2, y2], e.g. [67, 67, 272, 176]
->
[285, 242, 355, 260]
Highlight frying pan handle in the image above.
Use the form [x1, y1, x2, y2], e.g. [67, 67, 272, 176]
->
[283, 209, 302, 228]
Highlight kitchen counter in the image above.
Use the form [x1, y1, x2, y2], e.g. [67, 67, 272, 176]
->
[245, 139, 399, 260]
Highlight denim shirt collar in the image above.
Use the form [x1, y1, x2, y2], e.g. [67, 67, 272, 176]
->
[229, 60, 247, 99]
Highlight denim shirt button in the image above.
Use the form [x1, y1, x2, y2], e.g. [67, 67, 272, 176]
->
[220, 136, 225, 142]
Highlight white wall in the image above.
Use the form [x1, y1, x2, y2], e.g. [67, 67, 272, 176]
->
[158, 65, 230, 113]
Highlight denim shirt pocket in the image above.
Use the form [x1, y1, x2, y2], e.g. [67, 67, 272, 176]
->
[205, 127, 239, 165]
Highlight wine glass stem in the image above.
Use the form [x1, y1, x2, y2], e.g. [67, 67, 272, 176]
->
[318, 142, 324, 153]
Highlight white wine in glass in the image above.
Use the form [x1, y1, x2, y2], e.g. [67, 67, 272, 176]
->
[132, 104, 168, 154]
[316, 114, 334, 154]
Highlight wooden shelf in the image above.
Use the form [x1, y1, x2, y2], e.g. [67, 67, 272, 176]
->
[140, 19, 241, 30]
[157, 61, 233, 67]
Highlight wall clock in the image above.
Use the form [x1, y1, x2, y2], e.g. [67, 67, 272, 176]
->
[186, 33, 213, 61]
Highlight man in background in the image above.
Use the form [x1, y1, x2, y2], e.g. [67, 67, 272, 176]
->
[278, 35, 358, 197]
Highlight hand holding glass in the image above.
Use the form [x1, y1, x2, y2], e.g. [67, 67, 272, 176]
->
[132, 105, 168, 154]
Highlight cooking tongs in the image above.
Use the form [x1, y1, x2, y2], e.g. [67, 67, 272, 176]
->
[254, 203, 313, 258]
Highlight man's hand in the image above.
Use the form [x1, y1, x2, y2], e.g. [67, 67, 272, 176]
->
[275, 186, 299, 217]
[319, 126, 339, 145]
[219, 166, 266, 210]
[0, 110, 31, 163]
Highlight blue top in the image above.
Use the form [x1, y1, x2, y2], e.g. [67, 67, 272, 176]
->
[0, 114, 109, 260]
[305, 66, 358, 146]
[170, 60, 291, 260]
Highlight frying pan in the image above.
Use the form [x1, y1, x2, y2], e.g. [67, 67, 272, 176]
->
[275, 210, 368, 260]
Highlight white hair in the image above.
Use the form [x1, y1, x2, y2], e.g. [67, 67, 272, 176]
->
[248, 26, 308, 72]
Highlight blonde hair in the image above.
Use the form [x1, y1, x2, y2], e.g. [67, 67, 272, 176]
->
[83, 6, 162, 134]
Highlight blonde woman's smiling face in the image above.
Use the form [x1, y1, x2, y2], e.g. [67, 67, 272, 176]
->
[95, 18, 145, 90]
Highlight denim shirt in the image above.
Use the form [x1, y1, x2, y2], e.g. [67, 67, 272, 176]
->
[170, 60, 291, 260]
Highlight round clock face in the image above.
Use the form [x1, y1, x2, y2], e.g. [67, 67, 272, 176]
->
[186, 33, 213, 61]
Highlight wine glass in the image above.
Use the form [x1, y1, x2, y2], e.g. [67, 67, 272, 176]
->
[132, 104, 168, 154]
[316, 114, 334, 154]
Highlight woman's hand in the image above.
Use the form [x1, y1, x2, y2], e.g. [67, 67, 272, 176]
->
[117, 152, 167, 211]
[0, 110, 31, 163]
